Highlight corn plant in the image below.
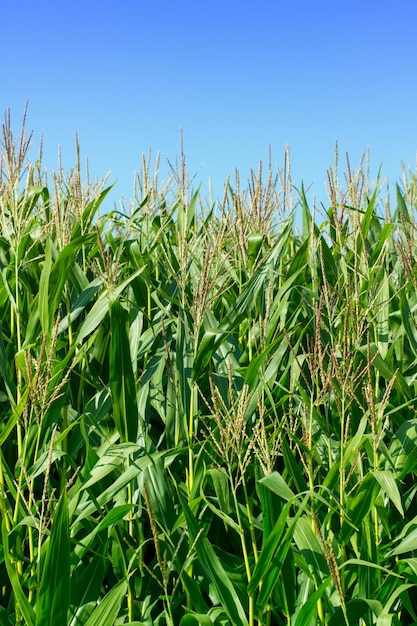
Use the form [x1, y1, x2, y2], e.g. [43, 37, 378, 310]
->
[1, 109, 417, 625]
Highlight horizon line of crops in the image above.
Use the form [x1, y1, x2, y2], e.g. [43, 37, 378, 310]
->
[1, 108, 417, 625]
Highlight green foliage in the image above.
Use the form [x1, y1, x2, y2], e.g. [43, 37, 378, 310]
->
[1, 112, 417, 625]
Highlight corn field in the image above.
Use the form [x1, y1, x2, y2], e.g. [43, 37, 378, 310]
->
[1, 110, 417, 625]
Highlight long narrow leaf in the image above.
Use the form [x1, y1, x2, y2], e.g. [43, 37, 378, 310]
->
[1, 520, 35, 626]
[178, 492, 249, 625]
[109, 299, 139, 442]
[38, 238, 52, 335]
[36, 489, 70, 626]
[83, 580, 127, 626]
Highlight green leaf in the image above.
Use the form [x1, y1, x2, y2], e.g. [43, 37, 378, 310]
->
[328, 599, 383, 626]
[74, 452, 165, 523]
[38, 238, 52, 334]
[258, 470, 296, 502]
[358, 343, 412, 400]
[390, 419, 417, 476]
[27, 449, 66, 480]
[248, 498, 293, 594]
[382, 583, 415, 615]
[0, 329, 16, 406]
[281, 438, 309, 493]
[1, 520, 35, 626]
[247, 233, 264, 268]
[36, 489, 70, 626]
[340, 472, 381, 544]
[178, 491, 249, 625]
[202, 496, 241, 534]
[81, 442, 139, 490]
[49, 233, 97, 319]
[293, 517, 329, 584]
[179, 614, 214, 625]
[373, 470, 404, 516]
[0, 606, 13, 626]
[76, 268, 144, 343]
[180, 570, 210, 615]
[400, 292, 417, 356]
[109, 299, 139, 442]
[69, 555, 105, 626]
[83, 580, 128, 626]
[387, 525, 417, 557]
[249, 496, 309, 609]
[208, 468, 230, 514]
[294, 577, 331, 626]
[58, 277, 102, 333]
[340, 558, 402, 579]
[300, 182, 312, 239]
[395, 183, 411, 223]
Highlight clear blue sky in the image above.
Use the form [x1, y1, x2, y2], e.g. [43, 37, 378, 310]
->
[2, 0, 417, 215]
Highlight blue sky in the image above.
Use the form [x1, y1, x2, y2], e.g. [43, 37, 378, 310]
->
[2, 0, 417, 215]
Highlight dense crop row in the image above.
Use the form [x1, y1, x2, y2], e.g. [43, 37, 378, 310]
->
[1, 111, 417, 625]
